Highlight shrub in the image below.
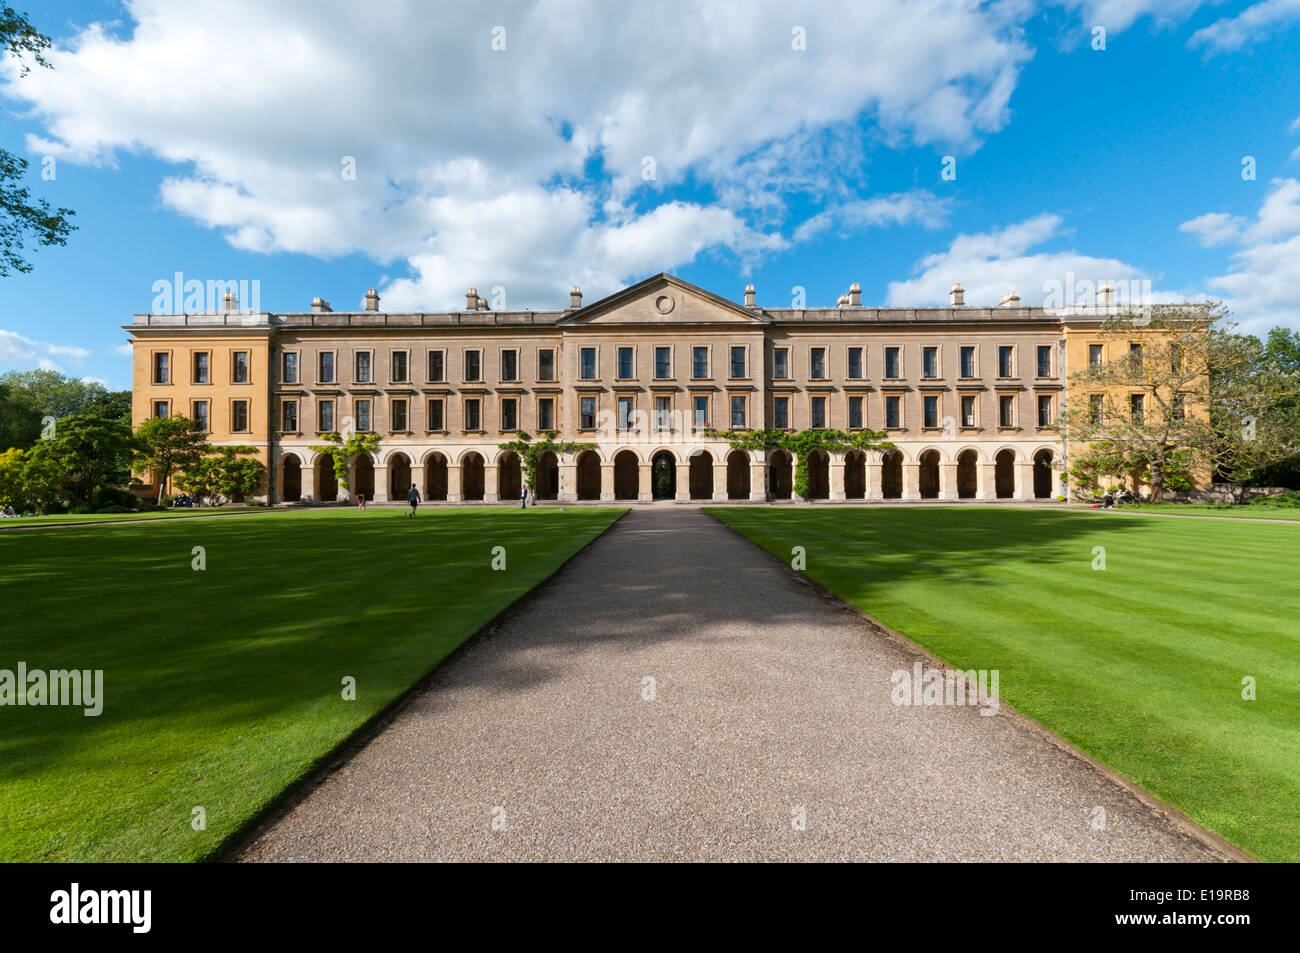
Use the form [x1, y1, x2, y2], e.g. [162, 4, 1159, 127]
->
[1251, 490, 1300, 508]
[92, 485, 139, 512]
[94, 504, 128, 514]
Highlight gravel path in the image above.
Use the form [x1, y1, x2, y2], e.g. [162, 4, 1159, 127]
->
[237, 507, 1231, 862]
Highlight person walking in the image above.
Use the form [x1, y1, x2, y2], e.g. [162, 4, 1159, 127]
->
[520, 484, 528, 509]
[356, 491, 367, 512]
[407, 482, 421, 518]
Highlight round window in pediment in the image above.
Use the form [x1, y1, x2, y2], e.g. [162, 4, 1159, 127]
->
[654, 294, 675, 314]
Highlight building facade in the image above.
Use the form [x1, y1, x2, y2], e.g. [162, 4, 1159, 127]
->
[129, 272, 1145, 504]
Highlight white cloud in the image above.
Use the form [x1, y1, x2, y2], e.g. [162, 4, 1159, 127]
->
[886, 213, 1185, 308]
[1055, 0, 1212, 34]
[114, 343, 133, 356]
[1179, 211, 1244, 246]
[1188, 0, 1300, 54]
[0, 330, 91, 373]
[2, 0, 1037, 309]
[793, 190, 952, 243]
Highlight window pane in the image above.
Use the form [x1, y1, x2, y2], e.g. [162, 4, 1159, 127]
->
[655, 347, 670, 379]
[1089, 344, 1102, 367]
[998, 346, 1013, 377]
[465, 351, 480, 381]
[618, 396, 634, 429]
[429, 399, 444, 430]
[885, 347, 899, 379]
[693, 346, 708, 378]
[194, 402, 208, 431]
[960, 346, 974, 378]
[848, 396, 862, 428]
[233, 352, 248, 383]
[924, 395, 937, 428]
[847, 348, 862, 379]
[693, 395, 709, 429]
[581, 348, 596, 379]
[811, 348, 825, 379]
[773, 348, 788, 379]
[730, 395, 745, 427]
[885, 396, 899, 428]
[356, 352, 371, 382]
[355, 400, 370, 431]
[580, 396, 596, 428]
[999, 395, 1013, 426]
[1037, 345, 1051, 377]
[233, 401, 248, 431]
[465, 400, 480, 430]
[961, 395, 975, 427]
[283, 352, 298, 383]
[393, 352, 408, 382]
[320, 353, 334, 382]
[538, 349, 555, 381]
[618, 347, 634, 379]
[774, 396, 788, 429]
[502, 351, 517, 381]
[501, 399, 516, 430]
[922, 347, 936, 379]
[811, 396, 826, 428]
[320, 401, 334, 431]
[283, 401, 297, 431]
[730, 346, 745, 378]
[194, 353, 209, 383]
[539, 398, 554, 430]
[429, 351, 444, 382]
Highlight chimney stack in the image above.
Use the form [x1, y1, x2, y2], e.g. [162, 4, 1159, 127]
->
[999, 290, 1021, 308]
[466, 287, 478, 311]
[949, 283, 964, 307]
[1098, 282, 1115, 307]
[222, 290, 237, 311]
[477, 295, 488, 310]
[311, 297, 332, 313]
[848, 283, 861, 307]
[836, 293, 850, 307]
[570, 286, 582, 308]
[363, 289, 380, 312]
[744, 284, 756, 308]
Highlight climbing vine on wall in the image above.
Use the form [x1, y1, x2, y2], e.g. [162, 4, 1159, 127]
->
[497, 432, 596, 493]
[704, 428, 894, 499]
[311, 431, 382, 491]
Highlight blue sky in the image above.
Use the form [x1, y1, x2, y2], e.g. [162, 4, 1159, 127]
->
[2, 0, 1299, 390]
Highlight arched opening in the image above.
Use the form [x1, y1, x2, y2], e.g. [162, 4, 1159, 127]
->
[534, 451, 558, 500]
[769, 450, 793, 500]
[727, 450, 750, 500]
[881, 451, 903, 499]
[652, 451, 677, 500]
[353, 453, 375, 500]
[687, 451, 711, 500]
[995, 449, 1016, 499]
[957, 450, 978, 499]
[919, 449, 940, 500]
[614, 450, 640, 500]
[281, 453, 301, 502]
[576, 450, 601, 501]
[844, 450, 866, 500]
[316, 456, 338, 502]
[425, 452, 448, 500]
[388, 452, 411, 500]
[1034, 449, 1054, 499]
[462, 452, 485, 501]
[805, 449, 829, 500]
[497, 450, 522, 502]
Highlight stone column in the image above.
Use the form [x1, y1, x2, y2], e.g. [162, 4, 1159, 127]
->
[979, 462, 997, 500]
[600, 463, 615, 502]
[940, 462, 958, 501]
[902, 461, 920, 500]
[676, 457, 691, 501]
[301, 464, 316, 502]
[410, 464, 425, 501]
[373, 466, 390, 502]
[829, 453, 846, 501]
[748, 455, 766, 501]
[558, 458, 577, 503]
[484, 464, 499, 503]
[448, 465, 463, 503]
[790, 453, 804, 502]
[866, 454, 883, 501]
[1017, 461, 1036, 500]
[639, 462, 653, 502]
[712, 462, 728, 502]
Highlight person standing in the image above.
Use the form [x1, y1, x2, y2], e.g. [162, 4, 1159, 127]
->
[356, 491, 366, 512]
[407, 482, 421, 518]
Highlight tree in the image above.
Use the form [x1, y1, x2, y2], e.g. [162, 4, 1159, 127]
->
[496, 431, 596, 493]
[311, 430, 381, 493]
[134, 416, 208, 502]
[0, 8, 76, 276]
[175, 446, 264, 505]
[0, 370, 131, 450]
[705, 427, 893, 499]
[22, 413, 136, 508]
[1246, 327, 1300, 488]
[0, 446, 27, 507]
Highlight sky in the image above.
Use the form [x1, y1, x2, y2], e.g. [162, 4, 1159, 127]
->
[1, 0, 1298, 390]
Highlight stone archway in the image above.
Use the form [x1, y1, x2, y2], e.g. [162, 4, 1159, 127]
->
[881, 451, 903, 499]
[534, 451, 558, 500]
[353, 454, 375, 500]
[726, 450, 750, 500]
[919, 449, 940, 500]
[316, 457, 338, 502]
[769, 450, 793, 500]
[805, 449, 830, 500]
[689, 451, 712, 500]
[576, 450, 601, 500]
[1034, 449, 1054, 499]
[462, 452, 485, 501]
[388, 452, 412, 500]
[995, 449, 1016, 499]
[498, 450, 522, 502]
[281, 453, 302, 502]
[425, 453, 448, 500]
[614, 450, 640, 500]
[652, 451, 677, 500]
[844, 450, 866, 500]
[957, 450, 978, 499]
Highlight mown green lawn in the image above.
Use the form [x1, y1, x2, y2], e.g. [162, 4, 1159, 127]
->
[0, 507, 281, 527]
[1108, 503, 1300, 521]
[0, 506, 624, 861]
[707, 505, 1300, 862]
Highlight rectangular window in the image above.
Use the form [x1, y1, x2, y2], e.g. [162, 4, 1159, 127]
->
[392, 399, 408, 431]
[617, 347, 634, 379]
[1037, 394, 1053, 427]
[1129, 343, 1143, 368]
[617, 395, 634, 430]
[1036, 345, 1052, 378]
[1089, 344, 1103, 367]
[282, 352, 299, 384]
[693, 345, 709, 379]
[811, 395, 826, 429]
[282, 400, 298, 432]
[232, 399, 249, 432]
[848, 395, 863, 429]
[153, 352, 170, 384]
[1130, 393, 1144, 422]
[464, 350, 481, 382]
[319, 352, 335, 384]
[193, 401, 209, 432]
[810, 347, 826, 380]
[501, 349, 518, 382]
[193, 352, 210, 384]
[961, 394, 976, 428]
[428, 398, 444, 431]
[580, 347, 597, 380]
[1089, 394, 1103, 424]
[580, 396, 597, 429]
[319, 399, 335, 432]
[693, 395, 709, 429]
[884, 346, 900, 379]
[428, 350, 445, 382]
[538, 397, 555, 431]
[998, 346, 1014, 378]
[232, 351, 249, 383]
[999, 394, 1014, 427]
[500, 398, 517, 431]
[1171, 343, 1183, 374]
[730, 346, 746, 379]
[847, 347, 863, 380]
[730, 395, 746, 428]
[1173, 393, 1186, 421]
[355, 399, 370, 432]
[960, 346, 975, 378]
[654, 346, 671, 380]
[538, 348, 556, 381]
[654, 396, 672, 430]
[355, 351, 371, 383]
[885, 395, 900, 429]
[772, 347, 789, 380]
[923, 395, 939, 428]
[464, 398, 481, 431]
[392, 351, 409, 383]
[773, 396, 789, 429]
[922, 347, 938, 379]
[153, 400, 169, 419]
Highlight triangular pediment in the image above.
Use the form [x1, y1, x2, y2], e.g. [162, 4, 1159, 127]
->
[557, 273, 767, 325]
